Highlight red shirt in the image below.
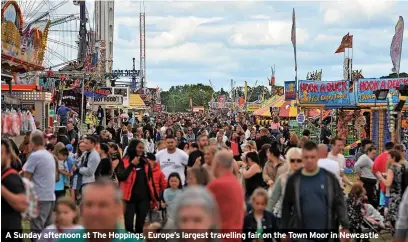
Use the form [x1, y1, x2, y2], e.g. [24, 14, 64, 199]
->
[231, 142, 240, 156]
[207, 173, 244, 242]
[372, 152, 388, 193]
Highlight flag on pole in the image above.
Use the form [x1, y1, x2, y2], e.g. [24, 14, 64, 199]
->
[335, 33, 353, 53]
[390, 16, 404, 73]
[291, 8, 297, 72]
[244, 81, 248, 103]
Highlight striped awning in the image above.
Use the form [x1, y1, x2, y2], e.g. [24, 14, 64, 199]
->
[253, 95, 285, 116]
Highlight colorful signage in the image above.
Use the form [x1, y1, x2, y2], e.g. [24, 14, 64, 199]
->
[356, 78, 408, 104]
[298, 80, 352, 106]
[91, 95, 123, 105]
[284, 81, 296, 100]
[247, 104, 261, 112]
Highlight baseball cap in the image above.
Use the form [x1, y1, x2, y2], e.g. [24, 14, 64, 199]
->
[66, 144, 73, 152]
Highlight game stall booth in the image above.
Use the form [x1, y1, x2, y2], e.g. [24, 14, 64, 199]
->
[355, 77, 408, 153]
[1, 1, 52, 142]
[297, 79, 367, 173]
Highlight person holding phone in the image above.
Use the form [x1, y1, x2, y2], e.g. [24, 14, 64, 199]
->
[115, 139, 158, 234]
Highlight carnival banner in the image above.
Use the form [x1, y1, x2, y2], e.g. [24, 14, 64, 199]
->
[298, 80, 352, 106]
[284, 81, 296, 100]
[356, 78, 408, 104]
[247, 103, 261, 112]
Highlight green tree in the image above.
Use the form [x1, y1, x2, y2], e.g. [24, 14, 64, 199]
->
[160, 84, 214, 112]
[381, 72, 408, 78]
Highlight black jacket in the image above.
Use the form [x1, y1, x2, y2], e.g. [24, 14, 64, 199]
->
[256, 136, 272, 151]
[243, 210, 280, 242]
[281, 168, 349, 236]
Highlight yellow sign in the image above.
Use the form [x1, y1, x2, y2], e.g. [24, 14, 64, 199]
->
[129, 94, 146, 109]
[247, 104, 261, 112]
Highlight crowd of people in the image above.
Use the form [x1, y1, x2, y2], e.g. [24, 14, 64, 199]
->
[1, 109, 408, 242]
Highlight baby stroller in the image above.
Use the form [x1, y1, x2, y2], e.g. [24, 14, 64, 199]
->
[361, 203, 393, 241]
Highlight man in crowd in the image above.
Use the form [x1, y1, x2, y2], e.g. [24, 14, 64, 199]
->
[208, 150, 244, 242]
[320, 123, 332, 144]
[354, 139, 374, 161]
[188, 134, 208, 167]
[328, 137, 352, 189]
[115, 124, 129, 150]
[156, 135, 189, 184]
[185, 127, 196, 143]
[317, 143, 342, 186]
[73, 136, 101, 190]
[23, 130, 56, 233]
[57, 102, 72, 126]
[58, 179, 142, 242]
[67, 122, 79, 153]
[282, 141, 349, 234]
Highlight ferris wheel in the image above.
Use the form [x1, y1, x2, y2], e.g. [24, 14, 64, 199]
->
[14, 0, 91, 70]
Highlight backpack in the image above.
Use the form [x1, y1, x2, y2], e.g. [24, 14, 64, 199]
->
[1, 169, 39, 220]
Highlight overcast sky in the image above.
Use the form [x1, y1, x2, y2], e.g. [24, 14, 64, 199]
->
[47, 0, 408, 91]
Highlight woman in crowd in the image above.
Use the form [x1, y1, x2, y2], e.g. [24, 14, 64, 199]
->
[284, 133, 298, 155]
[258, 144, 271, 168]
[186, 167, 210, 186]
[178, 142, 190, 154]
[163, 186, 220, 242]
[242, 152, 264, 205]
[202, 146, 217, 179]
[142, 130, 155, 154]
[95, 143, 112, 179]
[346, 183, 365, 240]
[175, 130, 187, 145]
[268, 147, 302, 224]
[116, 139, 158, 233]
[263, 142, 285, 188]
[376, 150, 405, 229]
[354, 146, 378, 208]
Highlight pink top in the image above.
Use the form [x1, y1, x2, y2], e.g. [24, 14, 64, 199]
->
[270, 122, 280, 130]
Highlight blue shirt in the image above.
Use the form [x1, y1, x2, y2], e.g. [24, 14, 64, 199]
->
[57, 106, 71, 118]
[299, 168, 328, 230]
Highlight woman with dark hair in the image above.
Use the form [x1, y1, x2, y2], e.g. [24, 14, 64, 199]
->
[263, 142, 285, 188]
[95, 143, 113, 179]
[175, 130, 187, 145]
[115, 139, 158, 233]
[258, 144, 271, 168]
[376, 150, 405, 228]
[177, 142, 190, 154]
[142, 130, 155, 154]
[242, 152, 264, 204]
[346, 183, 365, 240]
[165, 128, 173, 137]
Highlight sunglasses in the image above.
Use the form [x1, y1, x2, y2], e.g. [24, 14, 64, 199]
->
[290, 159, 302, 163]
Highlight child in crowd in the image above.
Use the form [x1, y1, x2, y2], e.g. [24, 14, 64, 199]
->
[38, 197, 83, 242]
[363, 196, 385, 229]
[243, 188, 279, 242]
[55, 148, 72, 200]
[162, 172, 183, 222]
[65, 144, 74, 193]
[146, 153, 167, 224]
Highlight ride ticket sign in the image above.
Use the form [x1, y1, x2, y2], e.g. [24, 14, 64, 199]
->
[298, 80, 353, 106]
[356, 78, 408, 104]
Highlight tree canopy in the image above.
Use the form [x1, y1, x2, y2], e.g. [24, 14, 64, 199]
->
[160, 84, 271, 112]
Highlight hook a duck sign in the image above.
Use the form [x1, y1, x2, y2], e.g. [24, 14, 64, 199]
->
[298, 80, 352, 106]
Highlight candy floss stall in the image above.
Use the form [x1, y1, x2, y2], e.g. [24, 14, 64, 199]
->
[1, 1, 51, 139]
[298, 80, 367, 173]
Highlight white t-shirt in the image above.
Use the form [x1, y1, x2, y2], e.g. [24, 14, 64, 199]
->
[156, 148, 189, 184]
[328, 152, 345, 172]
[318, 158, 342, 187]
